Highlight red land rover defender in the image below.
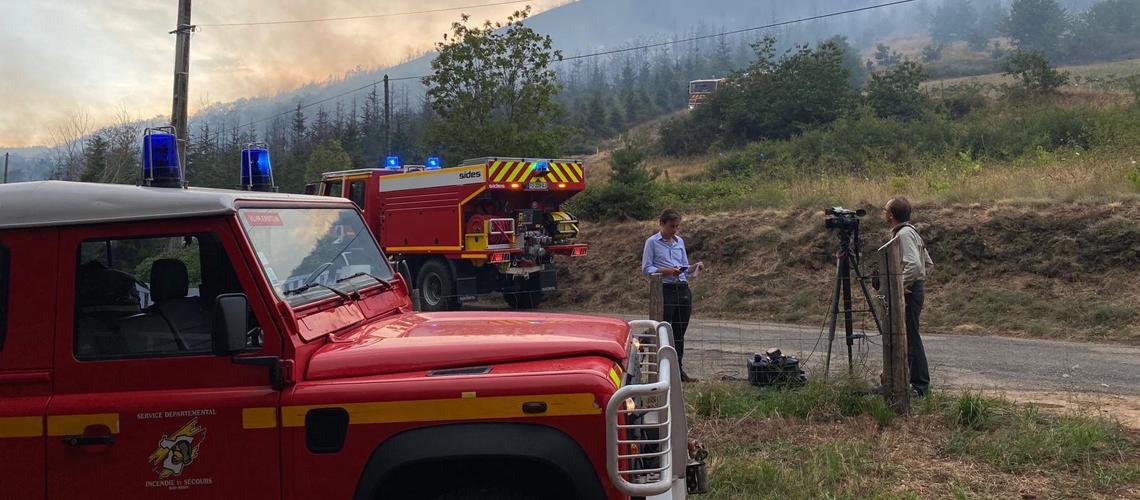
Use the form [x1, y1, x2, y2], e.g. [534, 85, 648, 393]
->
[0, 180, 697, 499]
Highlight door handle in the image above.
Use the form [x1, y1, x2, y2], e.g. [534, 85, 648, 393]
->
[62, 434, 115, 446]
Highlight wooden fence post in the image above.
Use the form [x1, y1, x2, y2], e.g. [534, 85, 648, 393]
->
[877, 237, 910, 413]
[648, 274, 664, 321]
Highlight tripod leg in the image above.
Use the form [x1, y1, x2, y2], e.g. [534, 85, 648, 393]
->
[824, 256, 842, 380]
[841, 255, 855, 375]
[851, 253, 886, 337]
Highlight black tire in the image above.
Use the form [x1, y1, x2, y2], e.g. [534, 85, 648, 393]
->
[503, 275, 543, 310]
[417, 259, 458, 311]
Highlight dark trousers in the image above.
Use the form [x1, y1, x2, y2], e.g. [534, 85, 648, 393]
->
[662, 282, 692, 367]
[905, 281, 930, 395]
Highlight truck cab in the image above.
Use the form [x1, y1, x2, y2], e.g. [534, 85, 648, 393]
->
[314, 157, 588, 312]
[0, 180, 696, 499]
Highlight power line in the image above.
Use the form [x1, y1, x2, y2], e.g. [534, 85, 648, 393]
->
[236, 0, 923, 131]
[197, 0, 537, 28]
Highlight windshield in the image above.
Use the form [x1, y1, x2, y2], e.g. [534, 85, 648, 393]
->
[689, 81, 718, 94]
[238, 208, 393, 306]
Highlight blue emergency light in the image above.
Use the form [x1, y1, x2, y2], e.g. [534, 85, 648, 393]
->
[426, 156, 442, 169]
[241, 143, 277, 192]
[533, 161, 550, 173]
[141, 127, 183, 188]
[385, 155, 401, 169]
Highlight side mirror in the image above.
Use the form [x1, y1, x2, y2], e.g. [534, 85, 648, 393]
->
[212, 293, 249, 355]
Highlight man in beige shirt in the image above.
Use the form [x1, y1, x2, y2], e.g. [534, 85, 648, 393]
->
[885, 196, 934, 396]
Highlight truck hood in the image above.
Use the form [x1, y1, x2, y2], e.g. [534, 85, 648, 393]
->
[306, 311, 630, 380]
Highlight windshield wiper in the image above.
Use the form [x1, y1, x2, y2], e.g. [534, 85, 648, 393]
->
[283, 281, 352, 301]
[335, 271, 391, 289]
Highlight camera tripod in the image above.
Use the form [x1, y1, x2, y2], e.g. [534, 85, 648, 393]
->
[823, 228, 885, 378]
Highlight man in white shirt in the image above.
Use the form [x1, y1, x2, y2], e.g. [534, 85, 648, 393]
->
[885, 196, 934, 396]
[641, 209, 696, 382]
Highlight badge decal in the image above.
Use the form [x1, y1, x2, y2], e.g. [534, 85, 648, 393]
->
[148, 418, 206, 479]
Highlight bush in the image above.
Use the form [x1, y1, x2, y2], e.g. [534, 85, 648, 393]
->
[568, 138, 659, 221]
[1002, 50, 1070, 99]
[866, 61, 930, 120]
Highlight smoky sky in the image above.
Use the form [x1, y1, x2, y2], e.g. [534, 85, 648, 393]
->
[0, 0, 568, 147]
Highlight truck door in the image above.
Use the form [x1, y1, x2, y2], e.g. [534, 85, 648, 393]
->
[46, 218, 282, 499]
[0, 230, 57, 499]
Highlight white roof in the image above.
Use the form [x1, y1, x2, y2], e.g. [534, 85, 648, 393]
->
[0, 181, 353, 230]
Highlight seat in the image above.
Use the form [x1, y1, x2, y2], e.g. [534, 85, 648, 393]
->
[75, 261, 141, 357]
[144, 258, 210, 351]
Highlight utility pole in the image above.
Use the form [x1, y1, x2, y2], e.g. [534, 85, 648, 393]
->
[171, 0, 193, 167]
[383, 74, 391, 155]
[3, 152, 9, 184]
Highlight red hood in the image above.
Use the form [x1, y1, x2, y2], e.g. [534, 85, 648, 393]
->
[305, 311, 631, 380]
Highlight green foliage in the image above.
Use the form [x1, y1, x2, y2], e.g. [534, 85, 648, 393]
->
[950, 392, 997, 430]
[937, 84, 990, 120]
[133, 241, 202, 287]
[945, 406, 1131, 473]
[873, 43, 902, 69]
[930, 0, 979, 46]
[423, 8, 568, 161]
[866, 61, 930, 120]
[1066, 0, 1140, 63]
[81, 135, 110, 183]
[1002, 50, 1071, 98]
[303, 139, 353, 185]
[1128, 165, 1140, 192]
[659, 36, 856, 155]
[1005, 0, 1069, 59]
[567, 137, 659, 221]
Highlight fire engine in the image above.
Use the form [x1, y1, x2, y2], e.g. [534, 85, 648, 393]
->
[312, 156, 588, 311]
[0, 131, 704, 499]
[687, 79, 725, 109]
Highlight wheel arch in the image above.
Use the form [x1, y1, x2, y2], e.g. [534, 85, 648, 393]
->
[352, 422, 607, 500]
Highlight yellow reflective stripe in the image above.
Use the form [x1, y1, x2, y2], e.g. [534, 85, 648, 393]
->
[490, 161, 508, 182]
[507, 162, 531, 182]
[242, 407, 277, 429]
[47, 413, 119, 436]
[568, 164, 583, 182]
[608, 367, 621, 388]
[281, 393, 599, 427]
[548, 164, 568, 183]
[0, 416, 43, 438]
[493, 161, 515, 182]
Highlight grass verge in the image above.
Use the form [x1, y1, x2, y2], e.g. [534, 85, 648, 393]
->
[686, 381, 1140, 499]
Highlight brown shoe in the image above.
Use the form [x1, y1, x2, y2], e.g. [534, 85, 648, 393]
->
[680, 369, 697, 383]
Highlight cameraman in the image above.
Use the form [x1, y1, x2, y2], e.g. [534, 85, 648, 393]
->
[885, 196, 934, 397]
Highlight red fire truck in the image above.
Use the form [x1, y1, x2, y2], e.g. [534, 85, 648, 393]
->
[0, 157, 702, 497]
[314, 157, 588, 311]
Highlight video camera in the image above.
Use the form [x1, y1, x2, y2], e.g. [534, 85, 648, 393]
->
[824, 206, 866, 232]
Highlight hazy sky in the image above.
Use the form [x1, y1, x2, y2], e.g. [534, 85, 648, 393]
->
[0, 0, 568, 147]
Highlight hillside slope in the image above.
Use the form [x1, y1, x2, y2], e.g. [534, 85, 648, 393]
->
[549, 201, 1140, 343]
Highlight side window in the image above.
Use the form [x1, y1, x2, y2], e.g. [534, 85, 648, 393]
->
[348, 180, 366, 209]
[0, 243, 8, 351]
[74, 233, 259, 360]
[322, 180, 343, 198]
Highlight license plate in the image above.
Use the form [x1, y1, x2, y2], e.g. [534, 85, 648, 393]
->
[526, 181, 549, 190]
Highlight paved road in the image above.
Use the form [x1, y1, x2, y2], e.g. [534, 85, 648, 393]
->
[466, 301, 1140, 396]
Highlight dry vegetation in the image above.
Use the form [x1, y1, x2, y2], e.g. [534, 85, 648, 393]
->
[686, 381, 1140, 499]
[551, 199, 1140, 343]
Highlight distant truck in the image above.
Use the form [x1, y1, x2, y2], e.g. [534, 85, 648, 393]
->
[688, 79, 725, 109]
[313, 157, 588, 311]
